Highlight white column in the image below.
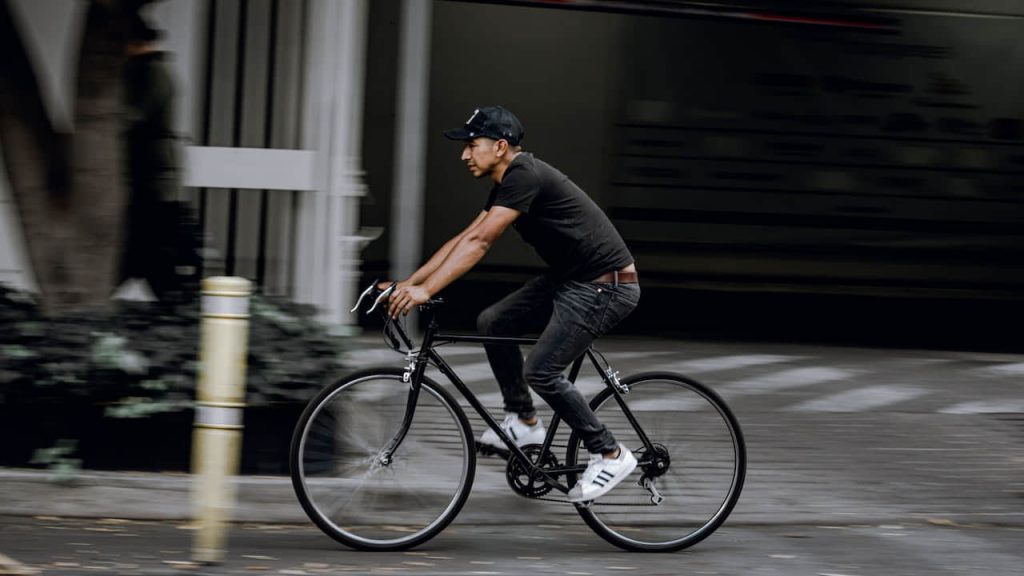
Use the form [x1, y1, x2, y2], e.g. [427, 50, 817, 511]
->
[328, 0, 369, 327]
[0, 141, 37, 291]
[390, 0, 433, 282]
[295, 0, 328, 309]
[296, 0, 368, 327]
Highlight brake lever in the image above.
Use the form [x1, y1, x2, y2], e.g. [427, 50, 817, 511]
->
[367, 283, 396, 314]
[350, 281, 378, 313]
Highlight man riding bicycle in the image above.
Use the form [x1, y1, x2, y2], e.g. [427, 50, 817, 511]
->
[385, 106, 640, 502]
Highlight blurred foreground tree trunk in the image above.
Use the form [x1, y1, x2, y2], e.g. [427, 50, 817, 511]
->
[0, 0, 133, 313]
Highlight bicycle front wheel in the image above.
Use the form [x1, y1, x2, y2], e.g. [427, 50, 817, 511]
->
[566, 372, 746, 552]
[290, 368, 476, 551]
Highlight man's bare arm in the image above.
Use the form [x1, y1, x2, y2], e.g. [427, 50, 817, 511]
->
[388, 206, 520, 317]
[401, 210, 489, 286]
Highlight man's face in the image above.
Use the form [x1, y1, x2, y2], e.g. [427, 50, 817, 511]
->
[460, 137, 501, 178]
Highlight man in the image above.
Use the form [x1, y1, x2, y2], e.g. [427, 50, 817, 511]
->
[120, 14, 200, 301]
[386, 106, 640, 502]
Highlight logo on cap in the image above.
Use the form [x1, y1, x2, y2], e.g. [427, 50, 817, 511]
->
[444, 106, 525, 146]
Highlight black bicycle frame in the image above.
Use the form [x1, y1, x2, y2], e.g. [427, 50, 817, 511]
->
[385, 307, 656, 494]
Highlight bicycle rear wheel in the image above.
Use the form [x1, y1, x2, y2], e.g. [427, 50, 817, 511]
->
[290, 368, 475, 551]
[566, 372, 745, 552]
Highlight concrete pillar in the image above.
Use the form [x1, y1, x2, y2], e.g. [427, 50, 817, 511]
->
[389, 0, 432, 283]
[296, 0, 369, 327]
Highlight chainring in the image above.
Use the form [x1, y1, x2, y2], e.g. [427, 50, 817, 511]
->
[505, 444, 560, 498]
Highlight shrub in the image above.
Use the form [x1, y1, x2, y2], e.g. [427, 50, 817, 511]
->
[0, 284, 347, 470]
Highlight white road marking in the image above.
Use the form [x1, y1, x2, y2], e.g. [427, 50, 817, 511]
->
[939, 399, 1024, 414]
[652, 354, 802, 374]
[0, 553, 39, 576]
[980, 362, 1024, 376]
[722, 367, 855, 394]
[787, 385, 926, 412]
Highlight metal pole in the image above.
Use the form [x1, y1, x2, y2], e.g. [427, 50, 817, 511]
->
[191, 276, 252, 564]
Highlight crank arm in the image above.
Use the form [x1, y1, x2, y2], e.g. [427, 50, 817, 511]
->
[640, 476, 664, 505]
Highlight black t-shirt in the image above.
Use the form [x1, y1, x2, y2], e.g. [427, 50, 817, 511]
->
[485, 153, 633, 281]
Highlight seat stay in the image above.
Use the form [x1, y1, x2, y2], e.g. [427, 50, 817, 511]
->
[584, 348, 657, 453]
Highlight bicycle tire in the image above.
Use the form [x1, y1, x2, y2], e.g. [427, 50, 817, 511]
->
[566, 372, 746, 552]
[290, 367, 476, 551]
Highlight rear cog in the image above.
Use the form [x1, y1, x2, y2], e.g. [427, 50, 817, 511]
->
[505, 444, 560, 498]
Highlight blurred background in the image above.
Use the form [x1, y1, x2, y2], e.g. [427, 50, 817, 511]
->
[3, 0, 1024, 346]
[1, 0, 1023, 470]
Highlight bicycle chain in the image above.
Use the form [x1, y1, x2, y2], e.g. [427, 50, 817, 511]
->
[531, 490, 659, 507]
[501, 446, 665, 506]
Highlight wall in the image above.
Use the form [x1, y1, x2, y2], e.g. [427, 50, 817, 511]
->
[611, 11, 1024, 299]
[355, 0, 1024, 345]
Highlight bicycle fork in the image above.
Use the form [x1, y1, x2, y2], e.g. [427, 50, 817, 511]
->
[375, 350, 429, 467]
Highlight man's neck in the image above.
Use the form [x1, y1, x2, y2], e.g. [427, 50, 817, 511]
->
[490, 151, 522, 184]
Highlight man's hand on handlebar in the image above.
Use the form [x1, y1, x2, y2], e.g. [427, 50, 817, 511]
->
[387, 284, 432, 319]
[352, 279, 433, 318]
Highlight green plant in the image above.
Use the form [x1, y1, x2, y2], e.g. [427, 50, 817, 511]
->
[0, 284, 349, 469]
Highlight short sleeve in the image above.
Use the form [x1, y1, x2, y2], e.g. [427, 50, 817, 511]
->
[489, 162, 539, 214]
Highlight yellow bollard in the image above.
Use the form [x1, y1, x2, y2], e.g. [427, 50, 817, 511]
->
[191, 276, 252, 564]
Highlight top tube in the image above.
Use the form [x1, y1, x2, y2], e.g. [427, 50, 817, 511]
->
[354, 280, 549, 352]
[433, 333, 539, 346]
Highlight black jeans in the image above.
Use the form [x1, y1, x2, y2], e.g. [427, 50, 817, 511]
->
[476, 275, 641, 454]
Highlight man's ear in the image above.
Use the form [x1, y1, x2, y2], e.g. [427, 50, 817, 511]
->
[495, 139, 508, 157]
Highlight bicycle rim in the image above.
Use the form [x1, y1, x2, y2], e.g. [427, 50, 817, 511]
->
[291, 369, 475, 550]
[568, 372, 746, 551]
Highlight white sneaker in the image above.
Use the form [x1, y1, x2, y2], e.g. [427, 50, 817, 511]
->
[477, 413, 546, 456]
[567, 444, 637, 503]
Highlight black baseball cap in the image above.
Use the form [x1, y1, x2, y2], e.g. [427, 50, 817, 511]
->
[444, 106, 524, 146]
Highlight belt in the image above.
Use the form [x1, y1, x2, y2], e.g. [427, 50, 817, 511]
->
[590, 270, 638, 285]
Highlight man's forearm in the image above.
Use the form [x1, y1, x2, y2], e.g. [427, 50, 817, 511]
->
[421, 236, 490, 295]
[406, 233, 463, 285]
[404, 211, 488, 285]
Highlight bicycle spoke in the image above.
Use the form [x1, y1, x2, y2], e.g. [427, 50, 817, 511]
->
[291, 370, 476, 551]
[568, 373, 745, 551]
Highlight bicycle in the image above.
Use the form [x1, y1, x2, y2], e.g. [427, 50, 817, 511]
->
[290, 281, 746, 552]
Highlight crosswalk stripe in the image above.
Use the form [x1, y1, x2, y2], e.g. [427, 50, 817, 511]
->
[430, 361, 494, 383]
[980, 362, 1024, 376]
[722, 367, 854, 394]
[599, 351, 677, 361]
[651, 354, 802, 374]
[786, 385, 926, 412]
[0, 552, 38, 575]
[940, 399, 1024, 414]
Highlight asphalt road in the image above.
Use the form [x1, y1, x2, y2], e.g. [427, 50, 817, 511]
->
[1, 516, 1021, 575]
[1, 336, 1022, 575]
